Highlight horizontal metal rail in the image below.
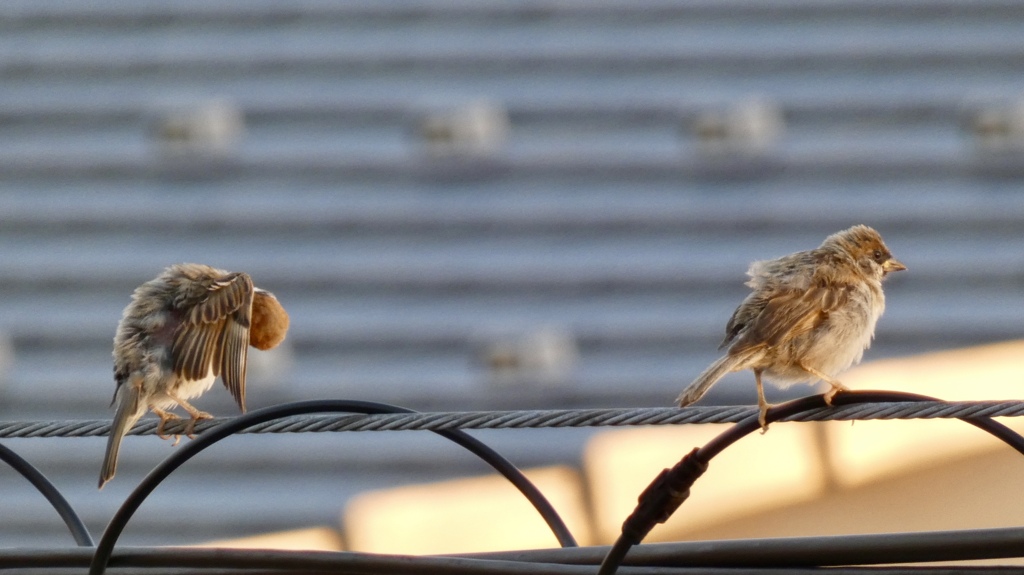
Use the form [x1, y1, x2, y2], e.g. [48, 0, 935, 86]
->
[4, 536, 1024, 575]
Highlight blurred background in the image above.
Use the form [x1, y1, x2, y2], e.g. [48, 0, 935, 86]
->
[0, 0, 1023, 553]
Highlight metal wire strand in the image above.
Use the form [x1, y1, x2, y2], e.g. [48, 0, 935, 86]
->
[5, 397, 1024, 439]
[471, 525, 1024, 568]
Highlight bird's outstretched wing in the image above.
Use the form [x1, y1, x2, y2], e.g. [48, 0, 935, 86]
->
[172, 272, 253, 410]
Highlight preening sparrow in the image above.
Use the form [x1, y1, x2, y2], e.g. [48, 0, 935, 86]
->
[676, 225, 905, 429]
[99, 263, 290, 488]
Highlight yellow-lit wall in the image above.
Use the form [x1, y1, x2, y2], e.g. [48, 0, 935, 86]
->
[344, 466, 593, 553]
[210, 341, 1024, 554]
[585, 340, 1024, 542]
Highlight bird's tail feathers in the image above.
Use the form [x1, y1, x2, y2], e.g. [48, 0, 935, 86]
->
[99, 382, 144, 489]
[676, 353, 748, 407]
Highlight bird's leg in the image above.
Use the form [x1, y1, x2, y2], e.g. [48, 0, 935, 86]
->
[150, 407, 181, 445]
[798, 362, 849, 405]
[755, 369, 772, 433]
[170, 395, 213, 438]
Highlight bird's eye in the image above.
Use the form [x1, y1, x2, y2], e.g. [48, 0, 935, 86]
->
[873, 249, 884, 262]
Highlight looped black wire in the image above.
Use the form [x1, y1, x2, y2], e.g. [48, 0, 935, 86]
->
[597, 390, 1024, 575]
[89, 399, 577, 575]
[0, 442, 94, 547]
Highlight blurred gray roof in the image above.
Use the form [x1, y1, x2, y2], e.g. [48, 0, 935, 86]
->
[0, 0, 1022, 548]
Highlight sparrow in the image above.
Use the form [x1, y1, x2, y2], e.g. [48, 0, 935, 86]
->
[676, 225, 905, 429]
[99, 263, 290, 488]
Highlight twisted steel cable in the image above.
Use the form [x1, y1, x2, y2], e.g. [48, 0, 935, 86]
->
[3, 399, 1024, 439]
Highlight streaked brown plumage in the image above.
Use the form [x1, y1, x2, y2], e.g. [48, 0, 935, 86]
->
[676, 225, 905, 429]
[99, 263, 289, 488]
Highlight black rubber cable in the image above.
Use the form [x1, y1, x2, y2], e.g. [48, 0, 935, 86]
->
[89, 399, 577, 575]
[0, 442, 94, 547]
[597, 390, 1024, 575]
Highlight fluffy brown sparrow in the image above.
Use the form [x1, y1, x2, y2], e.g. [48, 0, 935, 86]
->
[676, 225, 905, 429]
[99, 263, 290, 488]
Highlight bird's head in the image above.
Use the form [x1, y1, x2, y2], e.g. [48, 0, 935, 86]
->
[823, 224, 906, 281]
[250, 289, 290, 350]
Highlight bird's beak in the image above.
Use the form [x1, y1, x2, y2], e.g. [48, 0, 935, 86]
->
[882, 258, 906, 274]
